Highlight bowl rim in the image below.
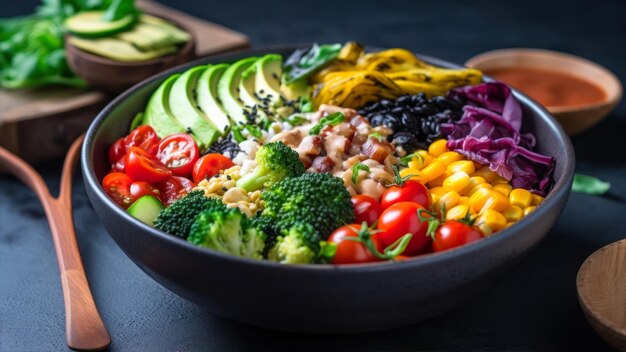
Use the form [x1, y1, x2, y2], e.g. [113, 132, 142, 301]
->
[465, 47, 623, 113]
[65, 12, 196, 67]
[81, 44, 575, 272]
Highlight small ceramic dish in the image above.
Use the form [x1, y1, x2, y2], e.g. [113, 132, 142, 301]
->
[466, 48, 622, 135]
[65, 15, 196, 93]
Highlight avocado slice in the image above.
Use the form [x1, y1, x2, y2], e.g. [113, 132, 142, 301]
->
[254, 54, 284, 107]
[217, 57, 258, 125]
[169, 66, 221, 150]
[116, 23, 188, 51]
[281, 78, 312, 101]
[69, 37, 177, 62]
[64, 11, 137, 38]
[139, 15, 191, 43]
[238, 64, 268, 119]
[142, 74, 185, 137]
[197, 64, 231, 134]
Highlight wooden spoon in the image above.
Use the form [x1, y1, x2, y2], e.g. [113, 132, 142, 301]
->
[0, 135, 111, 351]
[577, 239, 626, 351]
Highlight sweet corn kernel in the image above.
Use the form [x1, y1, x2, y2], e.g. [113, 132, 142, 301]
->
[458, 196, 470, 206]
[524, 206, 537, 216]
[436, 191, 460, 211]
[531, 194, 544, 206]
[460, 176, 487, 195]
[443, 172, 471, 193]
[469, 188, 492, 213]
[478, 223, 493, 237]
[468, 183, 493, 197]
[428, 139, 448, 157]
[416, 150, 433, 167]
[431, 193, 441, 204]
[491, 176, 509, 185]
[447, 204, 470, 220]
[493, 183, 512, 197]
[503, 206, 523, 222]
[477, 209, 507, 232]
[447, 160, 476, 175]
[473, 166, 498, 182]
[428, 171, 450, 188]
[407, 159, 423, 170]
[399, 168, 424, 183]
[505, 222, 516, 229]
[420, 160, 446, 183]
[437, 151, 463, 166]
[479, 190, 510, 213]
[429, 186, 447, 196]
[510, 188, 532, 208]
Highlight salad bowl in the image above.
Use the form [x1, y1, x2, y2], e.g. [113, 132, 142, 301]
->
[82, 46, 574, 333]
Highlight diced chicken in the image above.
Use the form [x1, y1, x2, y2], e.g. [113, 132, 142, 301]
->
[318, 104, 357, 119]
[310, 156, 335, 173]
[342, 154, 367, 170]
[270, 128, 305, 148]
[297, 135, 323, 158]
[331, 122, 356, 140]
[356, 179, 386, 201]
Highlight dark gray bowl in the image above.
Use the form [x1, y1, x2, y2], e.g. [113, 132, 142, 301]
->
[81, 46, 575, 333]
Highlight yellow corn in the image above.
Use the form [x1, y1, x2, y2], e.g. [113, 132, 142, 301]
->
[493, 183, 512, 197]
[478, 223, 493, 237]
[461, 176, 487, 195]
[472, 161, 484, 170]
[469, 188, 492, 213]
[429, 186, 446, 197]
[477, 209, 507, 232]
[428, 171, 450, 188]
[505, 222, 516, 229]
[431, 193, 441, 204]
[428, 139, 448, 157]
[438, 151, 463, 166]
[447, 160, 476, 175]
[458, 196, 470, 206]
[503, 206, 523, 222]
[491, 176, 509, 185]
[531, 194, 544, 206]
[473, 166, 498, 182]
[416, 150, 433, 167]
[480, 190, 510, 213]
[447, 204, 470, 220]
[524, 206, 537, 216]
[436, 191, 460, 211]
[399, 168, 424, 183]
[468, 183, 493, 197]
[509, 188, 532, 208]
[443, 171, 471, 193]
[420, 160, 446, 183]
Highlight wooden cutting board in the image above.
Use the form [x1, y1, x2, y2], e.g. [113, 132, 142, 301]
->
[0, 0, 249, 166]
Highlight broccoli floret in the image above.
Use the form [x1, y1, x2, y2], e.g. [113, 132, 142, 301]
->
[236, 141, 305, 192]
[188, 208, 266, 259]
[268, 222, 322, 264]
[261, 173, 355, 239]
[154, 191, 226, 239]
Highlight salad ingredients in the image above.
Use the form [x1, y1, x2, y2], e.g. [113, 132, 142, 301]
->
[267, 223, 322, 264]
[124, 125, 159, 155]
[102, 172, 133, 208]
[192, 154, 235, 184]
[64, 10, 136, 38]
[155, 176, 193, 206]
[431, 219, 483, 252]
[381, 179, 431, 210]
[130, 181, 162, 203]
[377, 202, 431, 255]
[127, 195, 163, 226]
[351, 195, 383, 226]
[124, 146, 172, 183]
[154, 190, 226, 239]
[327, 224, 383, 264]
[236, 142, 306, 192]
[283, 43, 342, 84]
[156, 134, 200, 177]
[572, 173, 611, 195]
[194, 166, 264, 217]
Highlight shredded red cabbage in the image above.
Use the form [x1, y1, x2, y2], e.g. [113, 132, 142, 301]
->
[441, 82, 555, 196]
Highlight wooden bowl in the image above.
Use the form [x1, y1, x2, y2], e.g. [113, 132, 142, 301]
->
[577, 239, 626, 351]
[65, 15, 196, 93]
[466, 48, 622, 136]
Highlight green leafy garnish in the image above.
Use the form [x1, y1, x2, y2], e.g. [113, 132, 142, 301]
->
[286, 115, 309, 127]
[283, 43, 342, 84]
[103, 0, 137, 22]
[572, 173, 611, 195]
[244, 124, 263, 139]
[232, 125, 245, 143]
[299, 96, 314, 113]
[309, 112, 345, 135]
[400, 153, 424, 167]
[368, 132, 384, 142]
[351, 162, 370, 184]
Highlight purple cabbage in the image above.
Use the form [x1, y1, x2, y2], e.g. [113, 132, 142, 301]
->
[441, 82, 555, 196]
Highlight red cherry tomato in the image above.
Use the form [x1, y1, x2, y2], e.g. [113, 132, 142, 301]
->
[124, 125, 159, 155]
[377, 201, 431, 256]
[156, 134, 200, 177]
[351, 195, 382, 226]
[130, 181, 163, 203]
[433, 220, 483, 252]
[192, 154, 235, 184]
[381, 180, 431, 210]
[125, 146, 172, 183]
[112, 157, 126, 173]
[102, 172, 133, 208]
[108, 138, 126, 165]
[328, 224, 383, 264]
[156, 176, 195, 206]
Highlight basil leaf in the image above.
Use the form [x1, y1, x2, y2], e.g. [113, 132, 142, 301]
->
[572, 173, 610, 195]
[283, 43, 342, 84]
[351, 162, 370, 184]
[309, 112, 345, 135]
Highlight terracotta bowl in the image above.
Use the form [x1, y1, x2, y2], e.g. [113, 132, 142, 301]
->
[65, 15, 196, 93]
[465, 48, 622, 136]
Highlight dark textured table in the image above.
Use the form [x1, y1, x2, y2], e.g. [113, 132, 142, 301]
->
[1, 0, 625, 350]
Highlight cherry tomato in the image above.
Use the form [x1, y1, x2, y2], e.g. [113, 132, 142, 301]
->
[328, 224, 383, 264]
[108, 138, 126, 165]
[124, 125, 159, 155]
[381, 180, 431, 210]
[156, 134, 200, 177]
[130, 181, 163, 203]
[377, 201, 431, 256]
[156, 176, 195, 206]
[102, 172, 133, 208]
[433, 220, 483, 252]
[192, 154, 235, 184]
[351, 195, 382, 226]
[125, 146, 172, 183]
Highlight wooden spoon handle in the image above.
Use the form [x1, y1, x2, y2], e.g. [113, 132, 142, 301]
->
[0, 136, 111, 351]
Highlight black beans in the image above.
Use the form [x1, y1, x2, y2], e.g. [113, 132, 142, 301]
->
[359, 94, 465, 153]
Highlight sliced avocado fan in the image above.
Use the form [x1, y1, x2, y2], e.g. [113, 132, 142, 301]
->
[217, 57, 258, 125]
[197, 64, 232, 134]
[142, 74, 186, 138]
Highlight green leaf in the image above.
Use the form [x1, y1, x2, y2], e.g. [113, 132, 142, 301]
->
[309, 112, 345, 135]
[351, 162, 371, 184]
[283, 43, 342, 84]
[572, 173, 610, 195]
[400, 153, 424, 167]
[103, 0, 136, 22]
[285, 115, 308, 127]
[368, 132, 384, 142]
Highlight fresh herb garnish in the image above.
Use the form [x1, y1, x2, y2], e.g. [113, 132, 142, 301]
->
[400, 153, 424, 167]
[368, 132, 384, 142]
[309, 112, 345, 135]
[244, 124, 263, 138]
[232, 125, 245, 143]
[351, 162, 370, 184]
[299, 96, 314, 112]
[283, 43, 342, 84]
[572, 173, 611, 195]
[286, 115, 309, 126]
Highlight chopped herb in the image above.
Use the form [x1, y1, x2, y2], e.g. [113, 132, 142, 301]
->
[368, 132, 384, 142]
[232, 126, 245, 143]
[299, 97, 314, 113]
[572, 173, 611, 195]
[244, 124, 263, 138]
[351, 163, 371, 184]
[400, 153, 424, 167]
[286, 115, 309, 126]
[309, 112, 345, 135]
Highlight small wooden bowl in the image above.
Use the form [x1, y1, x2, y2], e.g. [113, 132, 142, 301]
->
[466, 48, 622, 136]
[65, 15, 196, 93]
[577, 239, 626, 351]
